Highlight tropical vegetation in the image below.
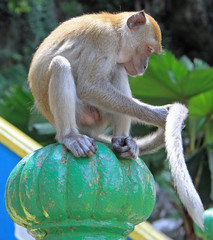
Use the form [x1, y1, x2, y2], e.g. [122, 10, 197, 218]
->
[1, 1, 213, 239]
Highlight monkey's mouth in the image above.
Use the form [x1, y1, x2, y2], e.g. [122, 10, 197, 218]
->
[137, 65, 147, 76]
[124, 61, 138, 76]
[124, 64, 146, 77]
[124, 59, 148, 76]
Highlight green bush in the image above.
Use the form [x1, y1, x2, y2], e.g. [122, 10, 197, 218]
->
[130, 51, 213, 223]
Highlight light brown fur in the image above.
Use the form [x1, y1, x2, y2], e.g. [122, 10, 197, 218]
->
[146, 15, 162, 54]
[28, 11, 166, 158]
[29, 11, 161, 126]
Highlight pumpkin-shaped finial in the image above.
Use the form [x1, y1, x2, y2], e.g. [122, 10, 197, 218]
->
[5, 142, 156, 239]
[194, 208, 213, 240]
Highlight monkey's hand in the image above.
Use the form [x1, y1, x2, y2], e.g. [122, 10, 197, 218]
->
[153, 104, 171, 128]
[62, 134, 97, 157]
[112, 136, 139, 160]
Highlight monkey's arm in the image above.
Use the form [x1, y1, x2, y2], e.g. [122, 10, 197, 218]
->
[79, 82, 167, 157]
[79, 82, 169, 128]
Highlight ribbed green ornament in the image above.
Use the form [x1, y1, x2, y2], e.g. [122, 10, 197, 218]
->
[194, 208, 213, 240]
[5, 142, 156, 240]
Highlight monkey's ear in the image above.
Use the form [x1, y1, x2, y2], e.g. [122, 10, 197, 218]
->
[127, 11, 146, 30]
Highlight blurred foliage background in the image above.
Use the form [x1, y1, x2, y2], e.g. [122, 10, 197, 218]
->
[0, 0, 213, 239]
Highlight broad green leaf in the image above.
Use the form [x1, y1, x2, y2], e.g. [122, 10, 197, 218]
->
[130, 73, 179, 101]
[194, 58, 210, 70]
[179, 68, 213, 98]
[157, 51, 188, 83]
[179, 55, 194, 71]
[130, 51, 213, 103]
[188, 89, 213, 117]
[179, 56, 210, 71]
[130, 51, 188, 101]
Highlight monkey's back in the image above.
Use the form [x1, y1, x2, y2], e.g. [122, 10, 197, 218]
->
[28, 13, 125, 124]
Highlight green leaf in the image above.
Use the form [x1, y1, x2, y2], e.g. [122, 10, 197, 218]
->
[158, 51, 188, 83]
[179, 56, 210, 71]
[0, 84, 33, 131]
[193, 58, 210, 70]
[130, 51, 213, 104]
[0, 64, 28, 93]
[207, 147, 213, 200]
[130, 51, 188, 102]
[12, 52, 23, 61]
[205, 120, 213, 145]
[0, 83, 56, 146]
[186, 148, 211, 205]
[179, 68, 213, 98]
[8, 0, 31, 14]
[188, 89, 213, 117]
[179, 55, 194, 71]
[187, 117, 207, 151]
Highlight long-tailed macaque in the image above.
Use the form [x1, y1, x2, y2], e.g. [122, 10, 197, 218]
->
[28, 11, 204, 228]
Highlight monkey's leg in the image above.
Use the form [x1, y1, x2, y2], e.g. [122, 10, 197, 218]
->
[109, 70, 139, 159]
[48, 56, 97, 157]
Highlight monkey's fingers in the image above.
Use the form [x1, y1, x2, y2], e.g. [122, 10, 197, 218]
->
[64, 134, 97, 157]
[122, 137, 139, 159]
[112, 136, 139, 159]
[117, 151, 137, 159]
[113, 144, 130, 153]
[126, 137, 139, 151]
[83, 136, 98, 153]
[115, 146, 138, 159]
[112, 137, 130, 153]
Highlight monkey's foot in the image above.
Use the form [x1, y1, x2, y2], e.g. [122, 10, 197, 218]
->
[62, 134, 97, 157]
[112, 136, 139, 160]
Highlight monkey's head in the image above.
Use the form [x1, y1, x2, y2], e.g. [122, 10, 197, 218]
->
[117, 11, 162, 77]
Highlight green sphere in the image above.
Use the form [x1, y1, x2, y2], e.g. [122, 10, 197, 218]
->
[5, 142, 156, 240]
[194, 208, 213, 240]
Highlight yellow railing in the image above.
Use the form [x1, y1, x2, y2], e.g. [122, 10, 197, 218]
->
[0, 116, 42, 157]
[129, 222, 172, 240]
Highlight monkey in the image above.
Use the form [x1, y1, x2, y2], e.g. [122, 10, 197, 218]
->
[29, 11, 168, 159]
[28, 11, 204, 228]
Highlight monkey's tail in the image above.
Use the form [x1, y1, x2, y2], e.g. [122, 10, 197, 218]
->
[165, 103, 204, 229]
